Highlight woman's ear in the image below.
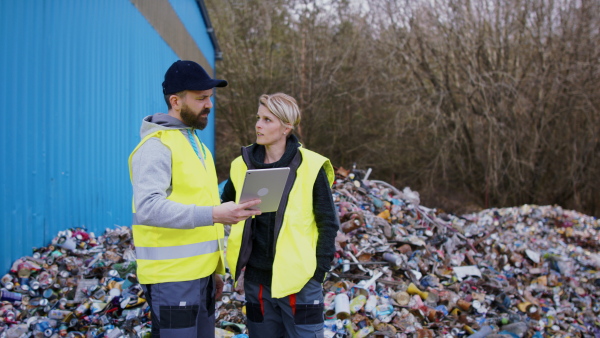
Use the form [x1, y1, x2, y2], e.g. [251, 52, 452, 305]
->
[284, 124, 293, 135]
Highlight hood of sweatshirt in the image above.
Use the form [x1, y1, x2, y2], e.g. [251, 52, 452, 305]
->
[139, 113, 189, 138]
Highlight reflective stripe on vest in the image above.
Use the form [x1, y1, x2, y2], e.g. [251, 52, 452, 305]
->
[226, 146, 334, 298]
[129, 129, 225, 284]
[135, 238, 224, 260]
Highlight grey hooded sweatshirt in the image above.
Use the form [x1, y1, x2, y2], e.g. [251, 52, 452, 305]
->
[130, 113, 214, 229]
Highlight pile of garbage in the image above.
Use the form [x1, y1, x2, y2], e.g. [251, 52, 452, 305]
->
[316, 169, 600, 337]
[0, 227, 147, 338]
[1, 169, 599, 337]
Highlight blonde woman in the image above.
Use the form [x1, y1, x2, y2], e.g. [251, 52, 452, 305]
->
[223, 93, 339, 338]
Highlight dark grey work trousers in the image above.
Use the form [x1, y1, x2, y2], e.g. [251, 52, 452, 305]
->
[141, 275, 215, 338]
[245, 279, 324, 338]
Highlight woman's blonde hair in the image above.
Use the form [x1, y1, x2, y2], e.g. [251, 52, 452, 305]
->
[259, 93, 301, 131]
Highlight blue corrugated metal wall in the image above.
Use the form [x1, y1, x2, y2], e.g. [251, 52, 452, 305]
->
[0, 0, 219, 272]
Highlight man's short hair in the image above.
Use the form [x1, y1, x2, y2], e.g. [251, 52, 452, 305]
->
[164, 91, 187, 109]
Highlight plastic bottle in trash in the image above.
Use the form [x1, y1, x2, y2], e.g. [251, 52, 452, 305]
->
[466, 325, 495, 338]
[375, 294, 394, 321]
[349, 295, 367, 314]
[364, 294, 378, 313]
[499, 322, 528, 337]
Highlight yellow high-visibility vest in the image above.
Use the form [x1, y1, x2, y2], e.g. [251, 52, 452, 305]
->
[226, 146, 334, 298]
[129, 129, 225, 284]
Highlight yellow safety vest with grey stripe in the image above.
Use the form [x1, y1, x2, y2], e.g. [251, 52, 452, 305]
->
[128, 129, 225, 284]
[226, 147, 334, 298]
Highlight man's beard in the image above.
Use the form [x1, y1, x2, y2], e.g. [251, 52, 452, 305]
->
[181, 104, 209, 130]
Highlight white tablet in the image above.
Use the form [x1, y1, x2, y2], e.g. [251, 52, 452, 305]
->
[239, 167, 291, 213]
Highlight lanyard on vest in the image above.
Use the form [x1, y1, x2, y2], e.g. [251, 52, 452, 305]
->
[187, 129, 207, 162]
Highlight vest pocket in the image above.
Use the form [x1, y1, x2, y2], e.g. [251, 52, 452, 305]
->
[293, 303, 324, 325]
[245, 302, 264, 323]
[159, 305, 199, 329]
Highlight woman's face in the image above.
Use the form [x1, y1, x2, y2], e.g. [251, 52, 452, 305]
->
[255, 105, 288, 147]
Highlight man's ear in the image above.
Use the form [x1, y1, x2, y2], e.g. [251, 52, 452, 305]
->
[169, 94, 181, 110]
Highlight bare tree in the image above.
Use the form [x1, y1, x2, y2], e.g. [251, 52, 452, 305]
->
[206, 0, 600, 216]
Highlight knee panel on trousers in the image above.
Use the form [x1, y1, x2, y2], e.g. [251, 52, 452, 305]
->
[245, 302, 264, 323]
[159, 305, 199, 329]
[293, 303, 323, 325]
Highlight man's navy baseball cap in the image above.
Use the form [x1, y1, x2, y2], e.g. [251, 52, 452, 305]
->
[162, 60, 228, 95]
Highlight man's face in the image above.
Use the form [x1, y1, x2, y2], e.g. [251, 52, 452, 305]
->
[179, 89, 214, 130]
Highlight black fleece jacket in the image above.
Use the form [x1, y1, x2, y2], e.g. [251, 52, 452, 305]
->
[221, 135, 339, 286]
